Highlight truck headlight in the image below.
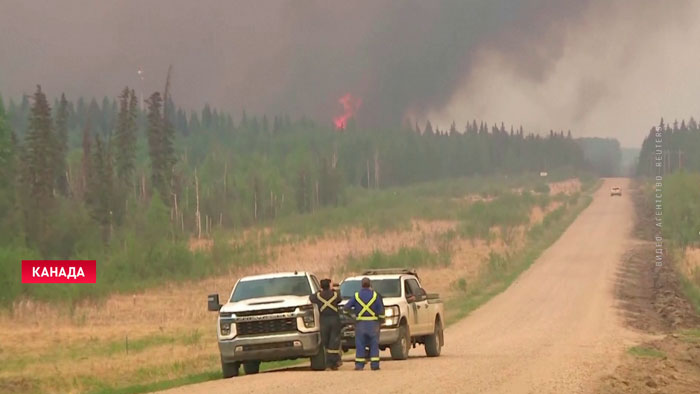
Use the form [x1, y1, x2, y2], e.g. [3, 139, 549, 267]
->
[220, 321, 231, 335]
[219, 313, 236, 337]
[299, 304, 316, 328]
[382, 306, 400, 327]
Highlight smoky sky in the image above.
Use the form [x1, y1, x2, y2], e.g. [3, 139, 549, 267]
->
[1, 1, 697, 144]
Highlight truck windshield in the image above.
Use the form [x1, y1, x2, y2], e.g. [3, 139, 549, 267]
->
[340, 279, 401, 299]
[231, 276, 311, 302]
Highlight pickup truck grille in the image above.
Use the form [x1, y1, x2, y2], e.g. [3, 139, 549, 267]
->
[235, 306, 296, 317]
[237, 318, 297, 335]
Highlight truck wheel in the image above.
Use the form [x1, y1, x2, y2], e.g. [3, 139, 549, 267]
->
[390, 324, 410, 360]
[221, 359, 240, 378]
[425, 320, 443, 357]
[243, 360, 260, 375]
[310, 343, 326, 371]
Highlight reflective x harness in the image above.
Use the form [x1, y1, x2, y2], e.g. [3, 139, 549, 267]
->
[316, 292, 338, 312]
[355, 291, 378, 321]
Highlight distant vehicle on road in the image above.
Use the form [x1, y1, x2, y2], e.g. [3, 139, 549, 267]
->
[339, 268, 445, 360]
[610, 187, 622, 197]
[207, 271, 325, 378]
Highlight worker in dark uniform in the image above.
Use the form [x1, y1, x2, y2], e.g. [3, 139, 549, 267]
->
[344, 277, 385, 371]
[309, 279, 342, 370]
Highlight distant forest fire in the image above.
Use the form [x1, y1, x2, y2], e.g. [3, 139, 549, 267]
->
[333, 93, 362, 130]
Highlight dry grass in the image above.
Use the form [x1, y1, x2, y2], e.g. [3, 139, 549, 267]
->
[681, 247, 700, 279]
[549, 178, 581, 195]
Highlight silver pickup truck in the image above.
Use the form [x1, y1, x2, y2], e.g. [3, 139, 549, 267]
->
[339, 269, 445, 359]
[207, 271, 326, 377]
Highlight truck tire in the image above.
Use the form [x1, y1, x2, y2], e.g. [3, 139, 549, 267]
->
[390, 324, 410, 360]
[243, 360, 260, 375]
[221, 359, 240, 378]
[424, 320, 443, 357]
[310, 343, 326, 371]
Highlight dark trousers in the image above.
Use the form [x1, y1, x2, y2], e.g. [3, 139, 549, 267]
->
[320, 314, 341, 367]
[354, 320, 380, 370]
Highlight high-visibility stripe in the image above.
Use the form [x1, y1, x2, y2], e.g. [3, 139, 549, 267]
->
[356, 315, 379, 321]
[355, 358, 366, 363]
[370, 357, 380, 362]
[326, 349, 341, 354]
[355, 291, 377, 319]
[316, 292, 338, 312]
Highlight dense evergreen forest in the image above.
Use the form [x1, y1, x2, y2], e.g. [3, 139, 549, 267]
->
[0, 83, 589, 303]
[637, 118, 700, 176]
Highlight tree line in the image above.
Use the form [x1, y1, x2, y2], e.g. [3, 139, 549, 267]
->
[0, 83, 587, 260]
[637, 118, 700, 176]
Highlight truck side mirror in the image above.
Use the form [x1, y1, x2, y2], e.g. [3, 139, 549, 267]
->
[208, 293, 222, 311]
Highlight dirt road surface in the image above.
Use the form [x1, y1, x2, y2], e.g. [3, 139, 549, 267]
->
[160, 178, 640, 394]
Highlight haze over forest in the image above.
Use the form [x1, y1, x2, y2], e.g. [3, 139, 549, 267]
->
[1, 0, 699, 146]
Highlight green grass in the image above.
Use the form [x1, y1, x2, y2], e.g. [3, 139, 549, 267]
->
[85, 359, 302, 394]
[457, 192, 546, 240]
[627, 346, 666, 359]
[679, 328, 700, 343]
[270, 173, 575, 239]
[88, 371, 222, 394]
[0, 329, 209, 374]
[641, 173, 700, 315]
[345, 246, 450, 273]
[680, 275, 700, 315]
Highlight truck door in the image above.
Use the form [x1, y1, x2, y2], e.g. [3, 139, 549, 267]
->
[404, 280, 419, 327]
[406, 278, 430, 334]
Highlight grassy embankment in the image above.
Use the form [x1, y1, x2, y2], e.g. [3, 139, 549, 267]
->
[641, 172, 700, 312]
[0, 172, 595, 394]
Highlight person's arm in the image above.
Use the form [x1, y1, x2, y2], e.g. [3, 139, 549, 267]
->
[344, 296, 356, 311]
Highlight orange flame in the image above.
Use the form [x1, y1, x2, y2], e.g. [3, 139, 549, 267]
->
[333, 93, 362, 130]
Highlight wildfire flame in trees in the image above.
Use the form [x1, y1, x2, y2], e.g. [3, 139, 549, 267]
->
[333, 93, 362, 130]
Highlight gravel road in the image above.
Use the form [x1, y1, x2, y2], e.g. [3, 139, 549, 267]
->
[159, 178, 639, 394]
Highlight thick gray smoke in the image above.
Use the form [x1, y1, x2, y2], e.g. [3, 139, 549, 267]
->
[0, 0, 696, 140]
[0, 1, 585, 121]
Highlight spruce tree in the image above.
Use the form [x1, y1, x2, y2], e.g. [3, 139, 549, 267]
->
[81, 119, 93, 201]
[424, 120, 433, 135]
[115, 87, 137, 186]
[146, 91, 166, 201]
[21, 85, 55, 247]
[88, 134, 114, 242]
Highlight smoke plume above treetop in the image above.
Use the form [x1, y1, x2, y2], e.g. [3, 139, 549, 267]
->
[0, 0, 697, 143]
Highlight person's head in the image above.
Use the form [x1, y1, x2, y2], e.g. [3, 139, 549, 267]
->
[320, 279, 331, 290]
[361, 277, 371, 288]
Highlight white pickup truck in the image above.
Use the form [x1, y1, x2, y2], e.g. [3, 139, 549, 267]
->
[339, 269, 445, 359]
[207, 271, 326, 377]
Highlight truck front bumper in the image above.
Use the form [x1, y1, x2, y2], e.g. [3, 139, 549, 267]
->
[341, 326, 400, 348]
[219, 331, 321, 362]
